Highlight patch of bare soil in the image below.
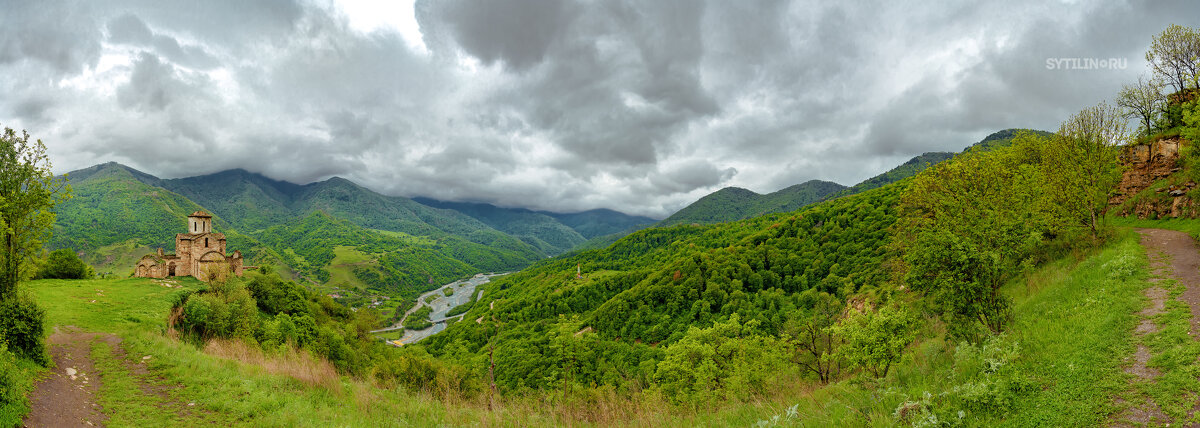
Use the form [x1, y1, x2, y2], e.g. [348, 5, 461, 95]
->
[23, 326, 107, 428]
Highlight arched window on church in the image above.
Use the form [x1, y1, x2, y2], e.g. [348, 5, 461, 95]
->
[205, 238, 209, 247]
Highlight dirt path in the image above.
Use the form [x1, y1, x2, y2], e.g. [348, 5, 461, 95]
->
[1137, 229, 1200, 335]
[1112, 228, 1200, 426]
[24, 327, 107, 427]
[23, 327, 196, 427]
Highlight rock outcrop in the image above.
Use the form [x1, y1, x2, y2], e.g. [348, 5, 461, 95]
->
[1109, 138, 1196, 218]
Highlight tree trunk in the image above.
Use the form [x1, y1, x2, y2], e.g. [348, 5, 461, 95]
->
[2, 231, 13, 298]
[488, 341, 498, 411]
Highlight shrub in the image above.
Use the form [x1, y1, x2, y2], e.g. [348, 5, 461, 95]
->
[36, 249, 93, 280]
[0, 294, 47, 366]
[374, 354, 478, 398]
[832, 305, 916, 378]
[654, 315, 786, 404]
[0, 344, 30, 422]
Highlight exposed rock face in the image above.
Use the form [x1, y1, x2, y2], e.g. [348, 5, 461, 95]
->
[1110, 138, 1196, 218]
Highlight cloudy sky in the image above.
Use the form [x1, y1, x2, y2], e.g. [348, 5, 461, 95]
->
[1, 0, 1197, 217]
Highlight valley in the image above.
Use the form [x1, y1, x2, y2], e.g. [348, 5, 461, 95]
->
[374, 273, 505, 346]
[1, 9, 1198, 427]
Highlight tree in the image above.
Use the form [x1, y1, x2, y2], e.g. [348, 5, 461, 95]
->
[898, 137, 1049, 340]
[36, 248, 93, 280]
[1117, 75, 1166, 135]
[831, 305, 915, 378]
[0, 127, 70, 298]
[1146, 24, 1200, 94]
[1047, 101, 1127, 238]
[785, 292, 842, 383]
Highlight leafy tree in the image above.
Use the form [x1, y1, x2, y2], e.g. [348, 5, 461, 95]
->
[654, 315, 784, 404]
[898, 134, 1051, 340]
[1046, 101, 1127, 238]
[1184, 99, 1200, 146]
[831, 305, 915, 378]
[36, 248, 93, 279]
[784, 291, 842, 383]
[0, 126, 70, 297]
[1146, 24, 1200, 94]
[1117, 75, 1166, 135]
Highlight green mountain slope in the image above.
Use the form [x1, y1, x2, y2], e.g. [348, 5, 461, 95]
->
[52, 163, 545, 305]
[412, 198, 588, 256]
[541, 209, 657, 239]
[421, 182, 902, 391]
[161, 172, 540, 260]
[657, 179, 846, 227]
[823, 128, 1054, 201]
[51, 163, 286, 275]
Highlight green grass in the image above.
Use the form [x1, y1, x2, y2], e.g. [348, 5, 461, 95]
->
[1111, 216, 1200, 240]
[0, 346, 42, 427]
[1139, 275, 1200, 423]
[32, 278, 206, 332]
[372, 330, 405, 341]
[22, 277, 492, 426]
[326, 246, 374, 290]
[80, 239, 155, 277]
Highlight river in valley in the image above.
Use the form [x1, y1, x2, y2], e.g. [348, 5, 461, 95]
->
[377, 273, 504, 345]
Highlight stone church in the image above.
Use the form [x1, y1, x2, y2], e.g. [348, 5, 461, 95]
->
[135, 211, 247, 280]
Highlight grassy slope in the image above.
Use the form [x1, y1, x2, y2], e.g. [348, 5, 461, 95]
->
[698, 230, 1147, 426]
[26, 277, 497, 427]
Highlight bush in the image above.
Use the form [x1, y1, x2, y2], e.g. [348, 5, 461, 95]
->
[0, 344, 30, 423]
[0, 294, 47, 366]
[36, 249, 93, 280]
[654, 315, 786, 404]
[832, 305, 916, 378]
[177, 283, 257, 340]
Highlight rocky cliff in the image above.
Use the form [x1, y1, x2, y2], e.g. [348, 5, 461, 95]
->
[1108, 137, 1197, 218]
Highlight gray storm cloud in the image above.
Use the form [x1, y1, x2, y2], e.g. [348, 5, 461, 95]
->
[0, 0, 1197, 217]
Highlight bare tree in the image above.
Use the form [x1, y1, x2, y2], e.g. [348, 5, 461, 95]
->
[1117, 75, 1166, 135]
[1146, 24, 1200, 94]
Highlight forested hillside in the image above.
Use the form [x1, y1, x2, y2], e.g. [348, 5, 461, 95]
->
[50, 163, 287, 275]
[421, 182, 901, 393]
[656, 180, 845, 227]
[412, 198, 589, 255]
[50, 163, 545, 310]
[396, 113, 1126, 414]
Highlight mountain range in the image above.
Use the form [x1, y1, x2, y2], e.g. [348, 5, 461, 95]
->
[49, 128, 1046, 312]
